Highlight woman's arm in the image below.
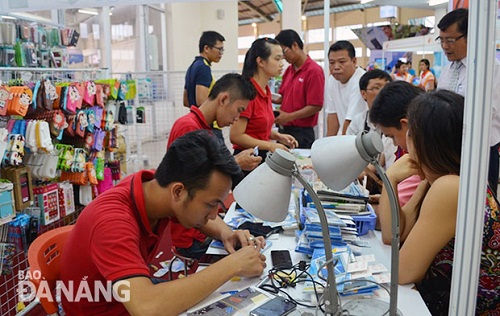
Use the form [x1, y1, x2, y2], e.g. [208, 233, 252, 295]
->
[230, 117, 287, 152]
[398, 175, 459, 284]
[378, 154, 423, 244]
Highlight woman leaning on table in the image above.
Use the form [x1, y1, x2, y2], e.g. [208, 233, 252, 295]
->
[230, 38, 297, 166]
[378, 90, 500, 315]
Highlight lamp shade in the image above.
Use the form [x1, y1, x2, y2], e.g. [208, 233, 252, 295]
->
[233, 149, 295, 222]
[311, 133, 383, 191]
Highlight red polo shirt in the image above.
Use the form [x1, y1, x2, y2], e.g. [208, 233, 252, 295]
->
[61, 170, 170, 315]
[279, 56, 325, 127]
[167, 106, 211, 148]
[167, 106, 211, 248]
[233, 78, 274, 151]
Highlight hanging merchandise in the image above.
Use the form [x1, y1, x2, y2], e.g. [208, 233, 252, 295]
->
[136, 106, 145, 123]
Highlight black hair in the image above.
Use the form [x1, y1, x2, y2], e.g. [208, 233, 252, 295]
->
[407, 90, 464, 176]
[369, 81, 424, 129]
[328, 40, 356, 59]
[437, 8, 468, 37]
[208, 73, 256, 102]
[359, 69, 392, 91]
[275, 29, 303, 50]
[155, 130, 243, 199]
[199, 31, 225, 53]
[242, 38, 281, 78]
[395, 60, 405, 70]
[419, 59, 430, 68]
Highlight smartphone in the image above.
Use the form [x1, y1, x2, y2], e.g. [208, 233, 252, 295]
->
[270, 250, 293, 269]
[249, 296, 297, 316]
[197, 253, 227, 266]
[253, 145, 259, 156]
[238, 222, 282, 238]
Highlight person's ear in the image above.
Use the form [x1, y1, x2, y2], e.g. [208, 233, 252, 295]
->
[256, 56, 265, 68]
[218, 92, 230, 106]
[352, 57, 357, 66]
[360, 90, 368, 101]
[400, 118, 409, 129]
[171, 182, 186, 201]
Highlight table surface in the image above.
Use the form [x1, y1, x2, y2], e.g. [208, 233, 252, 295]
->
[185, 203, 431, 316]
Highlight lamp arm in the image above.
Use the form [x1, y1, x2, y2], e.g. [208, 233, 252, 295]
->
[293, 169, 341, 316]
[371, 158, 400, 316]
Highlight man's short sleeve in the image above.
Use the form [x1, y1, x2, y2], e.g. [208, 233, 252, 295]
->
[324, 76, 336, 114]
[90, 218, 150, 282]
[195, 63, 213, 88]
[305, 70, 325, 107]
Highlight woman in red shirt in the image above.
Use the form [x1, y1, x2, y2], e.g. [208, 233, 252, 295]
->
[230, 38, 297, 163]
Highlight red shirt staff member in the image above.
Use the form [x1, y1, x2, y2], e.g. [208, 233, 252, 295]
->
[168, 73, 261, 259]
[274, 29, 324, 149]
[61, 130, 266, 315]
[231, 37, 297, 165]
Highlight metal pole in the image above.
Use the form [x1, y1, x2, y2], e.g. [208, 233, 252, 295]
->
[450, 1, 496, 314]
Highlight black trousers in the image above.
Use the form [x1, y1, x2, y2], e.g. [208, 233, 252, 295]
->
[488, 142, 499, 195]
[279, 126, 315, 149]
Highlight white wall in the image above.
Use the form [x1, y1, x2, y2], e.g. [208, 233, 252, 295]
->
[166, 1, 239, 72]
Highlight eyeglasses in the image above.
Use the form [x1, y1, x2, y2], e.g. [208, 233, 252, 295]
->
[365, 86, 383, 92]
[435, 35, 465, 45]
[282, 47, 289, 55]
[211, 46, 225, 53]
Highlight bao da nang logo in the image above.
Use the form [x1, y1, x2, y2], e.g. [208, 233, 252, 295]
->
[17, 270, 131, 303]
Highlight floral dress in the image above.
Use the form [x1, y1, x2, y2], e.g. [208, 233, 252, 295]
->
[415, 188, 500, 315]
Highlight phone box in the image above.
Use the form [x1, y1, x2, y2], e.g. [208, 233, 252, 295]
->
[58, 181, 75, 217]
[33, 183, 59, 225]
[1, 166, 33, 211]
[0, 182, 15, 222]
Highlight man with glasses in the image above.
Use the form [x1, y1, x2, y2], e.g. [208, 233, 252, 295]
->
[184, 31, 226, 142]
[184, 31, 225, 108]
[274, 29, 324, 149]
[437, 8, 500, 193]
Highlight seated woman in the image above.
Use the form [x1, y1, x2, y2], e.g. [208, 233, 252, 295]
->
[230, 38, 297, 163]
[378, 90, 500, 314]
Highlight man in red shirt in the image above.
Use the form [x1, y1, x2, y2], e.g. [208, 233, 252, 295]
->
[168, 73, 262, 259]
[274, 29, 325, 149]
[61, 130, 266, 315]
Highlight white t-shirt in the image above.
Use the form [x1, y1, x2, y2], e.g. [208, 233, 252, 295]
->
[438, 57, 500, 146]
[325, 67, 368, 132]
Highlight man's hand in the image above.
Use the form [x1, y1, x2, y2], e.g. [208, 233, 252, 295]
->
[234, 148, 262, 171]
[220, 229, 265, 253]
[274, 109, 293, 125]
[224, 246, 267, 277]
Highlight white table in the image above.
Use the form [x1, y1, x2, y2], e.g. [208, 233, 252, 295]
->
[186, 203, 431, 316]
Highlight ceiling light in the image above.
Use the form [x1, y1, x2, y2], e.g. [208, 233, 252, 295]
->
[1, 15, 16, 20]
[78, 9, 99, 16]
[301, 15, 307, 21]
[361, 0, 374, 3]
[428, 0, 448, 6]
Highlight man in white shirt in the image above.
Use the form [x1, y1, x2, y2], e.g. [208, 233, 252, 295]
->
[324, 41, 367, 136]
[437, 8, 500, 193]
[347, 69, 396, 169]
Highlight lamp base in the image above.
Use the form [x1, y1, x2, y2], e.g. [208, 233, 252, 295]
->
[343, 299, 402, 315]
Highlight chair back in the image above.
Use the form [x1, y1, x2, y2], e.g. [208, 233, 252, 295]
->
[27, 225, 74, 315]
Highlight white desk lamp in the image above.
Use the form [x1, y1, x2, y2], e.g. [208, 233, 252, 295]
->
[233, 131, 401, 316]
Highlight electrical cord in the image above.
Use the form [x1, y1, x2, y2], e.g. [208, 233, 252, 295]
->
[257, 262, 326, 312]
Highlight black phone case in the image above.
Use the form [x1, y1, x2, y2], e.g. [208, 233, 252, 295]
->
[270, 250, 293, 269]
